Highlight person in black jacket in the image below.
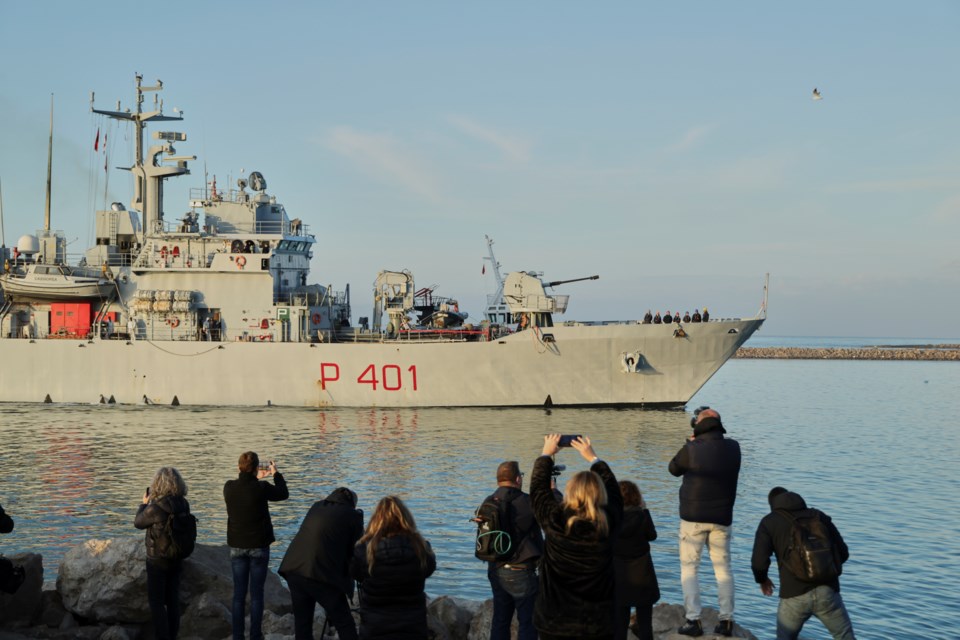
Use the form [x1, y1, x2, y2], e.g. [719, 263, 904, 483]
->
[668, 408, 741, 637]
[135, 467, 192, 640]
[350, 495, 436, 640]
[480, 460, 544, 640]
[0, 503, 12, 535]
[223, 452, 289, 640]
[530, 434, 623, 640]
[752, 487, 855, 640]
[279, 487, 364, 640]
[613, 480, 660, 640]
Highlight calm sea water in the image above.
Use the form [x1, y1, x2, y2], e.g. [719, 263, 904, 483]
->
[1, 336, 957, 639]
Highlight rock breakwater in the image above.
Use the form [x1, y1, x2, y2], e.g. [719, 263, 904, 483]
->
[0, 538, 757, 639]
[735, 344, 960, 360]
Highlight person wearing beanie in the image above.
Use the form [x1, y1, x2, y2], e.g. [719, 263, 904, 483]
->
[668, 408, 742, 637]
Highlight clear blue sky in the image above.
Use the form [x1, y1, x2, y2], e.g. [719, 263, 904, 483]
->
[2, 2, 958, 338]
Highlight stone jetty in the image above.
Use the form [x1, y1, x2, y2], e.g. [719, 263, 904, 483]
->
[0, 538, 757, 639]
[735, 344, 960, 361]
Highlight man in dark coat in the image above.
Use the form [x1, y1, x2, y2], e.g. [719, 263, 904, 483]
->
[668, 408, 741, 637]
[752, 487, 855, 640]
[223, 452, 289, 640]
[0, 503, 12, 534]
[279, 487, 364, 640]
[480, 460, 544, 640]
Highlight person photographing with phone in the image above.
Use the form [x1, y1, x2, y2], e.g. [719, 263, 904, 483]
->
[529, 434, 623, 640]
[223, 452, 289, 640]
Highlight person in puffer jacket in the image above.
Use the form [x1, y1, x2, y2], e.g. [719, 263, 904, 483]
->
[668, 407, 741, 637]
[134, 467, 192, 640]
[350, 496, 435, 640]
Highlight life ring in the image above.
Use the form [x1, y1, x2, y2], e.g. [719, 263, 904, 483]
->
[311, 313, 321, 325]
[169, 317, 180, 328]
[236, 256, 247, 269]
[160, 246, 169, 259]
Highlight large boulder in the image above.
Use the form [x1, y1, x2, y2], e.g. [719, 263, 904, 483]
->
[57, 538, 291, 632]
[429, 595, 482, 640]
[0, 552, 44, 627]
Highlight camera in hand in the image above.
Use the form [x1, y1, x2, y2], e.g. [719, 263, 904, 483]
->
[258, 462, 272, 471]
[557, 435, 582, 447]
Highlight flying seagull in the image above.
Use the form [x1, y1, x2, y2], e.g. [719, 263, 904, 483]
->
[812, 88, 822, 101]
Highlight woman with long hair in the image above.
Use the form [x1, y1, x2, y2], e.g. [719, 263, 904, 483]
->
[349, 496, 436, 639]
[530, 434, 623, 640]
[613, 480, 660, 640]
[134, 467, 191, 640]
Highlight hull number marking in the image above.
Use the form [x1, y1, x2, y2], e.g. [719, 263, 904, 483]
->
[321, 363, 418, 392]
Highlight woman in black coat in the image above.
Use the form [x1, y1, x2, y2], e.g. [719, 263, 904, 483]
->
[530, 434, 623, 640]
[349, 496, 436, 640]
[134, 467, 192, 640]
[613, 480, 660, 640]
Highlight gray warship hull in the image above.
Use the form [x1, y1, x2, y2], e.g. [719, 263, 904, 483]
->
[0, 75, 765, 408]
[0, 318, 759, 407]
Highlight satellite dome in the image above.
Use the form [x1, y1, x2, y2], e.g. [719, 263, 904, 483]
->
[111, 202, 126, 211]
[17, 234, 40, 255]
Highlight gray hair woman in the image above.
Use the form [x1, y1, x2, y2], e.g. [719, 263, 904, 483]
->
[135, 467, 192, 640]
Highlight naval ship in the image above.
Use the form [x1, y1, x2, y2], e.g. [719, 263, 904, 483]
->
[0, 75, 765, 408]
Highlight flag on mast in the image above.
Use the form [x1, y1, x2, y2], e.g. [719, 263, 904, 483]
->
[482, 264, 486, 275]
[94, 128, 100, 151]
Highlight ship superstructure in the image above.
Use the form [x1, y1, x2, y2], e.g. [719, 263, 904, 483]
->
[0, 75, 765, 408]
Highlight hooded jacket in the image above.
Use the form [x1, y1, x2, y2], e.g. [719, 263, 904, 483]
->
[279, 488, 364, 595]
[668, 417, 741, 525]
[529, 455, 624, 638]
[751, 491, 849, 599]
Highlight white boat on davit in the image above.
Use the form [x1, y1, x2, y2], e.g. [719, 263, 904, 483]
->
[0, 75, 765, 408]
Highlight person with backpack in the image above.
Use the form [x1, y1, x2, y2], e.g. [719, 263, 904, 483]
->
[135, 467, 195, 640]
[475, 460, 544, 640]
[224, 452, 289, 640]
[751, 487, 855, 640]
[529, 434, 623, 640]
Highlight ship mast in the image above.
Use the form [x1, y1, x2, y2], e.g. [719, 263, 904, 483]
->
[44, 94, 53, 232]
[91, 74, 188, 241]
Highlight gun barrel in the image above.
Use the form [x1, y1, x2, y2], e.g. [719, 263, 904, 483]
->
[545, 275, 599, 287]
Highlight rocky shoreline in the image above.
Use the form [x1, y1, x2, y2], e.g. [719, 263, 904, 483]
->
[735, 344, 960, 360]
[0, 538, 756, 639]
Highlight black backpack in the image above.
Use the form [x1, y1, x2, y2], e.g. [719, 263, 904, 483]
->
[777, 509, 841, 583]
[156, 507, 198, 560]
[473, 495, 515, 562]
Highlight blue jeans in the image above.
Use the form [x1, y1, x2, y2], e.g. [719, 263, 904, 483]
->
[777, 585, 855, 640]
[231, 547, 270, 640]
[489, 564, 538, 640]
